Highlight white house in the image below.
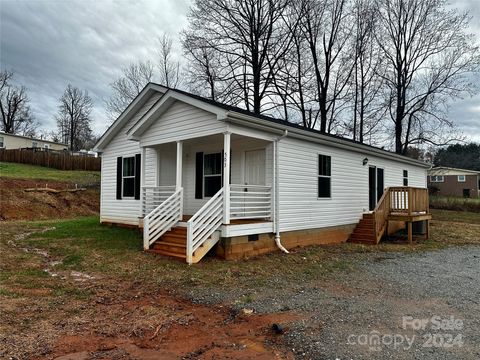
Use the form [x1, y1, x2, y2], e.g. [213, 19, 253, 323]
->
[94, 83, 431, 264]
[0, 131, 68, 150]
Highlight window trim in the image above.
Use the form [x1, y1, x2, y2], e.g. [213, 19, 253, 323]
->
[122, 156, 136, 198]
[32, 141, 38, 148]
[317, 153, 332, 199]
[458, 175, 466, 182]
[430, 175, 444, 183]
[203, 151, 223, 198]
[403, 170, 409, 186]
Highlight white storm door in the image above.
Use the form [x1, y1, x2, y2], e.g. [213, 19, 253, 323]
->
[244, 149, 266, 185]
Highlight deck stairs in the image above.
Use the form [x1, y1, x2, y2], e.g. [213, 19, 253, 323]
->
[148, 223, 220, 263]
[348, 213, 378, 245]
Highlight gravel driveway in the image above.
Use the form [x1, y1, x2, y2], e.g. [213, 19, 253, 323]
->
[189, 246, 480, 359]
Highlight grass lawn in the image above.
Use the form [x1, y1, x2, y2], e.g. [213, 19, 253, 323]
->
[1, 210, 479, 299]
[0, 161, 100, 184]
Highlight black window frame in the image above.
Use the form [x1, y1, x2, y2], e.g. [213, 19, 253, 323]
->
[317, 154, 332, 198]
[122, 156, 136, 198]
[203, 152, 223, 197]
[403, 170, 409, 186]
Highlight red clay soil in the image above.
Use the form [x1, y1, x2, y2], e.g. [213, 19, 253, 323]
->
[0, 178, 99, 221]
[44, 292, 296, 360]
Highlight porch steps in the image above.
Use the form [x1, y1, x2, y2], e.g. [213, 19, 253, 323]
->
[348, 213, 378, 245]
[147, 226, 219, 263]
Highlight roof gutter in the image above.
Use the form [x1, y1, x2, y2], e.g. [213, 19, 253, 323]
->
[225, 111, 430, 169]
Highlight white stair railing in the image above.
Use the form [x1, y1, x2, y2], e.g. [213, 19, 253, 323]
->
[143, 188, 183, 250]
[229, 184, 272, 220]
[186, 188, 224, 264]
[142, 185, 176, 216]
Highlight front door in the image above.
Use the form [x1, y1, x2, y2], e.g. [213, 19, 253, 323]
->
[369, 166, 385, 211]
[244, 149, 266, 185]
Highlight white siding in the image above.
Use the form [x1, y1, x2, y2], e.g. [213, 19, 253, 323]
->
[100, 93, 163, 225]
[277, 137, 427, 232]
[140, 100, 227, 146]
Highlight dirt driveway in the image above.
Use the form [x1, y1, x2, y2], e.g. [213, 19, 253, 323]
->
[231, 246, 480, 359]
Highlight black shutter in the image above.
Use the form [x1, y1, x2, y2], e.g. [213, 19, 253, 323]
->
[134, 153, 141, 200]
[116, 157, 122, 200]
[195, 152, 203, 199]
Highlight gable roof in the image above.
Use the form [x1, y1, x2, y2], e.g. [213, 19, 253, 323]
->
[428, 166, 480, 175]
[95, 82, 430, 168]
[93, 83, 167, 152]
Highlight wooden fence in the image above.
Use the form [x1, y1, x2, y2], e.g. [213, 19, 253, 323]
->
[0, 148, 101, 171]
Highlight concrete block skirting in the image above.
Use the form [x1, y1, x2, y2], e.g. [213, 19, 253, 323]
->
[216, 224, 357, 260]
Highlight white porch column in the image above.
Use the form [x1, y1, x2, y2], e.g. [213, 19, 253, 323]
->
[223, 132, 231, 224]
[176, 141, 183, 190]
[140, 146, 146, 218]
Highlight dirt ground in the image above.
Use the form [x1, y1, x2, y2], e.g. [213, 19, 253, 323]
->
[0, 222, 296, 360]
[0, 178, 99, 221]
[1, 212, 479, 359]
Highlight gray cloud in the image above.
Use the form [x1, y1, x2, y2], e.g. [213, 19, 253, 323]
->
[1, 0, 479, 143]
[1, 0, 190, 135]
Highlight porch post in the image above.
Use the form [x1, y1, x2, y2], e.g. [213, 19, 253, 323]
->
[223, 132, 231, 224]
[176, 141, 183, 190]
[140, 146, 146, 218]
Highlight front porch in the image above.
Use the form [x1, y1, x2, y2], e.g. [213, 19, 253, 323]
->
[139, 132, 276, 264]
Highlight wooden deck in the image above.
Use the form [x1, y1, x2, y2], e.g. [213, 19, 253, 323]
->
[350, 187, 431, 245]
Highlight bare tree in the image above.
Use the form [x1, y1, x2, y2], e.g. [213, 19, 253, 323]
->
[57, 85, 93, 151]
[297, 0, 355, 132]
[105, 61, 154, 121]
[158, 33, 182, 88]
[0, 70, 37, 136]
[183, 33, 222, 100]
[349, 0, 385, 143]
[184, 0, 292, 114]
[376, 0, 480, 154]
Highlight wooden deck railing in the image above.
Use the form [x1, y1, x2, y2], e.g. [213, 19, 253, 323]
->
[373, 187, 429, 243]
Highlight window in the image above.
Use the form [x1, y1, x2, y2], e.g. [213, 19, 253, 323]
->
[204, 152, 222, 197]
[32, 141, 38, 148]
[44, 144, 50, 150]
[403, 170, 409, 186]
[122, 156, 135, 197]
[430, 175, 444, 182]
[318, 154, 331, 198]
[0, 136, 4, 148]
[458, 175, 466, 182]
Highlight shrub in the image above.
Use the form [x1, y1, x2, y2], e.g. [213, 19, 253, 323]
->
[429, 196, 480, 213]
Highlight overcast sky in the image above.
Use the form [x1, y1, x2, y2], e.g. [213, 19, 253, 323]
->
[1, 0, 479, 143]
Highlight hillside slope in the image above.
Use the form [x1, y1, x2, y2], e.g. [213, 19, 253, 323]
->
[0, 162, 100, 221]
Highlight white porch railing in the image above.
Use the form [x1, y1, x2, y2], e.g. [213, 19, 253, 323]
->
[229, 184, 272, 220]
[186, 188, 224, 264]
[142, 185, 176, 216]
[143, 188, 183, 249]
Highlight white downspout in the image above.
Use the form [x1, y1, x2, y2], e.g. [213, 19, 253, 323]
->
[274, 130, 289, 253]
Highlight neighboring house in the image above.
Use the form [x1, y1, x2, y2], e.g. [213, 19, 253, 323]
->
[94, 83, 431, 264]
[428, 167, 480, 198]
[0, 132, 68, 151]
